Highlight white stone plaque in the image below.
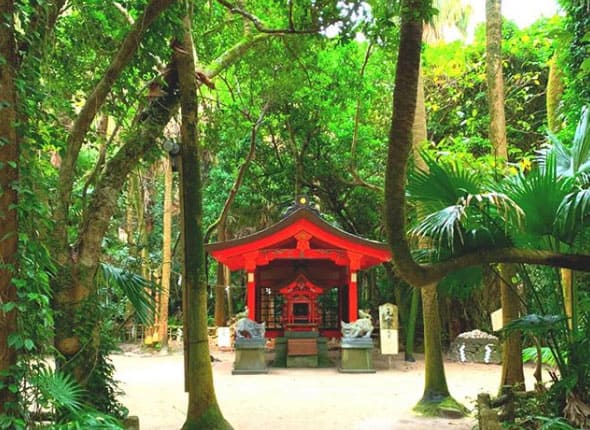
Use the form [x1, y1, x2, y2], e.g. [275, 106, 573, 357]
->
[491, 308, 503, 332]
[379, 303, 399, 355]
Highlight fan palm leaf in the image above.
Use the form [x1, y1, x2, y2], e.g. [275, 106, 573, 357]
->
[537, 106, 590, 178]
[555, 188, 590, 244]
[33, 368, 84, 414]
[407, 151, 482, 215]
[502, 155, 574, 238]
[96, 263, 156, 325]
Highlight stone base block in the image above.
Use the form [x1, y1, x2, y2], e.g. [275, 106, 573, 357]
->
[339, 340, 375, 373]
[233, 346, 268, 375]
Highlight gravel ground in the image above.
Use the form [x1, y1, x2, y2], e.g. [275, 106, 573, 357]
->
[113, 345, 536, 430]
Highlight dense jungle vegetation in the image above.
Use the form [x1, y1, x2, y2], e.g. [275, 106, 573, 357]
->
[1, 0, 590, 428]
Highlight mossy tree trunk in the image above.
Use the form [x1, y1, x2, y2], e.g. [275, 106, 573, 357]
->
[176, 10, 232, 430]
[420, 285, 451, 402]
[0, 0, 19, 413]
[485, 0, 525, 390]
[412, 61, 455, 407]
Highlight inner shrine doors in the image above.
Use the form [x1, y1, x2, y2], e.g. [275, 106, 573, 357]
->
[279, 273, 323, 331]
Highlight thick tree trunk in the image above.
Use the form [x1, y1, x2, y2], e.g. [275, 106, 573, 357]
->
[0, 0, 19, 413]
[412, 62, 453, 404]
[485, 0, 507, 163]
[420, 285, 451, 402]
[176, 15, 232, 430]
[158, 157, 174, 349]
[51, 31, 273, 401]
[499, 265, 524, 387]
[51, 0, 177, 399]
[485, 0, 525, 390]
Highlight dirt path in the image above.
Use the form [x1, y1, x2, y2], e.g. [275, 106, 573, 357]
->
[114, 348, 535, 430]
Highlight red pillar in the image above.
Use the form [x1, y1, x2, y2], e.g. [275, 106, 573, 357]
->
[347, 252, 362, 322]
[349, 271, 358, 322]
[247, 271, 256, 320]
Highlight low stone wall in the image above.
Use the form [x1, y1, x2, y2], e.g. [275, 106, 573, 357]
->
[449, 330, 501, 364]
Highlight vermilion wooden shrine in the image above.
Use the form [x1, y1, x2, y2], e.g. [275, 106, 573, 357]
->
[206, 200, 392, 338]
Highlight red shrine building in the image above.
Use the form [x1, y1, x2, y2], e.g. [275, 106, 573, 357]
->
[206, 199, 392, 338]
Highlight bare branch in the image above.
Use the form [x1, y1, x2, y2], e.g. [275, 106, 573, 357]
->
[113, 2, 135, 25]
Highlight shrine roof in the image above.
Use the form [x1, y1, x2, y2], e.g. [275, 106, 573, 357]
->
[206, 204, 391, 270]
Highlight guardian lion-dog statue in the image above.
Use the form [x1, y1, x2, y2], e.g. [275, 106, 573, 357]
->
[341, 310, 373, 338]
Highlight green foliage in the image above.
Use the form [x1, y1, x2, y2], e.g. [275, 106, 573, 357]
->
[423, 18, 556, 158]
[96, 263, 156, 326]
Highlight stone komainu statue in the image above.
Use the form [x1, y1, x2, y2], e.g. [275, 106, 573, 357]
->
[341, 310, 373, 338]
[235, 318, 265, 339]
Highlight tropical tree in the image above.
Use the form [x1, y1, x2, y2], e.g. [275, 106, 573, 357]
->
[485, 0, 525, 389]
[175, 9, 233, 428]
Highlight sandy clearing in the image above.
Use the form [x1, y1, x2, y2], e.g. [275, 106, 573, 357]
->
[114, 348, 536, 430]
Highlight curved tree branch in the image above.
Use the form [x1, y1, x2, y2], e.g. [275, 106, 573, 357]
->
[54, 0, 175, 251]
[385, 0, 590, 288]
[76, 34, 273, 269]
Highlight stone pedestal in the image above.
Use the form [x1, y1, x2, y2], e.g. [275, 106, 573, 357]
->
[339, 337, 376, 373]
[233, 338, 268, 375]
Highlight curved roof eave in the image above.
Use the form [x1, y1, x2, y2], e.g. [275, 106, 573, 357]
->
[205, 206, 391, 259]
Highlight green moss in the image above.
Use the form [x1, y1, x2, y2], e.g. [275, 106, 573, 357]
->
[181, 406, 234, 430]
[413, 396, 470, 418]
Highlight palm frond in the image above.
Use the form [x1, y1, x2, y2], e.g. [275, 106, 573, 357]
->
[502, 155, 574, 237]
[461, 191, 525, 233]
[410, 205, 465, 251]
[537, 106, 590, 178]
[96, 263, 156, 325]
[555, 188, 590, 244]
[501, 314, 567, 337]
[536, 133, 573, 176]
[522, 346, 557, 367]
[408, 151, 481, 211]
[33, 368, 84, 413]
[571, 105, 590, 175]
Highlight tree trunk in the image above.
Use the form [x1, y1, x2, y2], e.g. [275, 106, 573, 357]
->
[499, 265, 524, 387]
[158, 157, 174, 349]
[405, 288, 420, 362]
[420, 285, 451, 402]
[0, 0, 19, 413]
[485, 0, 525, 390]
[412, 62, 453, 405]
[485, 0, 507, 163]
[176, 14, 232, 430]
[546, 54, 564, 134]
[214, 226, 229, 327]
[560, 268, 575, 333]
